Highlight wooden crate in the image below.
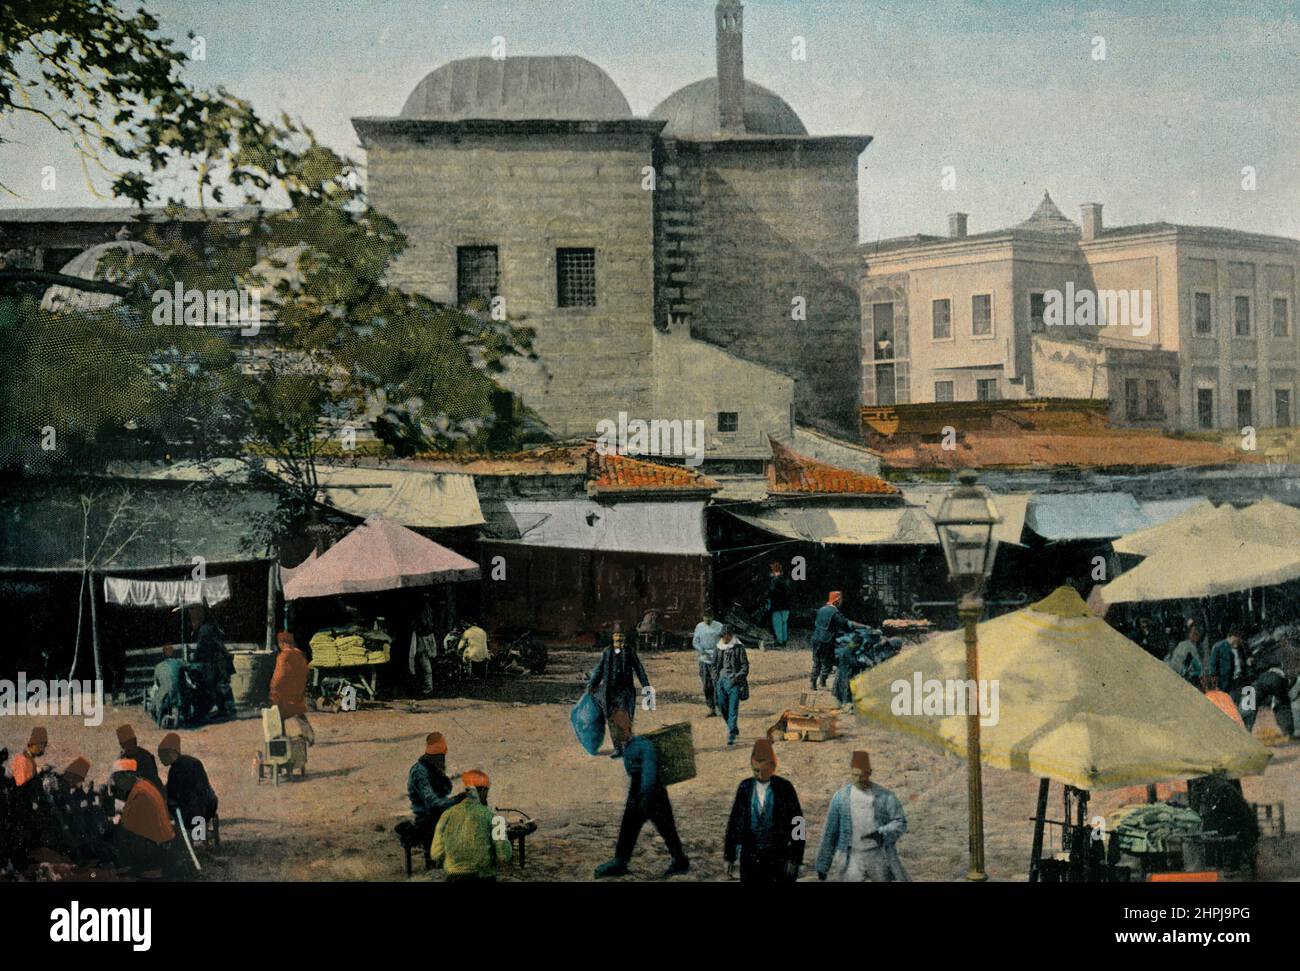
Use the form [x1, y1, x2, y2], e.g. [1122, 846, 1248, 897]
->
[641, 722, 696, 786]
[782, 712, 838, 742]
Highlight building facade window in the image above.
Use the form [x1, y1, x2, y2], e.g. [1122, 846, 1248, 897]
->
[934, 380, 954, 403]
[1029, 292, 1047, 333]
[931, 298, 952, 340]
[1125, 379, 1140, 420]
[972, 294, 993, 336]
[456, 245, 499, 307]
[1234, 295, 1252, 336]
[875, 364, 896, 406]
[1194, 291, 1213, 335]
[1276, 388, 1292, 427]
[1236, 388, 1253, 429]
[1197, 388, 1215, 429]
[1274, 296, 1291, 337]
[1145, 379, 1163, 419]
[976, 378, 997, 402]
[872, 302, 894, 359]
[716, 411, 738, 433]
[556, 247, 596, 307]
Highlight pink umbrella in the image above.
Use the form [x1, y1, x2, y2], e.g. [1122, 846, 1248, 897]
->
[283, 516, 480, 600]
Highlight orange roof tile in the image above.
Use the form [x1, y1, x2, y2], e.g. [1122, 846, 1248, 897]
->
[767, 439, 898, 495]
[588, 450, 718, 494]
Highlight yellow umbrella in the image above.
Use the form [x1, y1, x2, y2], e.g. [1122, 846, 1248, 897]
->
[851, 586, 1271, 790]
[1111, 499, 1224, 557]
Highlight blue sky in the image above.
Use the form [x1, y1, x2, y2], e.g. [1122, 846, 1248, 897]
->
[3, 0, 1298, 240]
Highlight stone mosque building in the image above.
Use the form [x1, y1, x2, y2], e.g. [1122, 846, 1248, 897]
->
[353, 0, 871, 460]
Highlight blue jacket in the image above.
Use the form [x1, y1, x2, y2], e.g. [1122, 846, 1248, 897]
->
[815, 783, 909, 881]
[812, 603, 854, 646]
[1209, 638, 1245, 693]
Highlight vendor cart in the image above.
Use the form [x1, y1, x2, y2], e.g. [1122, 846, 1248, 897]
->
[309, 631, 390, 710]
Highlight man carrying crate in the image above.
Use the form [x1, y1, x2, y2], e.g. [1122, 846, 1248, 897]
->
[594, 710, 691, 879]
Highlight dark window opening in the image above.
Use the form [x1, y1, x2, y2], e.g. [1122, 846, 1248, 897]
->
[717, 411, 738, 433]
[557, 247, 596, 307]
[456, 245, 499, 307]
[1197, 388, 1215, 429]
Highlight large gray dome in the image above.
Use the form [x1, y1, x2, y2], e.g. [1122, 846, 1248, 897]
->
[649, 77, 807, 138]
[401, 56, 632, 121]
[40, 238, 159, 313]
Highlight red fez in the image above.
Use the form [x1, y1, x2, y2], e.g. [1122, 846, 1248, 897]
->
[159, 733, 181, 754]
[28, 727, 48, 747]
[116, 724, 137, 746]
[112, 757, 138, 775]
[750, 738, 776, 766]
[461, 769, 490, 789]
[851, 750, 872, 772]
[64, 757, 90, 782]
[277, 631, 297, 651]
[828, 591, 843, 606]
[425, 732, 447, 756]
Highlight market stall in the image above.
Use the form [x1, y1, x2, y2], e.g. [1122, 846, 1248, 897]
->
[850, 586, 1272, 881]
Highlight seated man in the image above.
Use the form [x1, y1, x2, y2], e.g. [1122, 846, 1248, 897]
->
[429, 769, 512, 882]
[158, 733, 218, 842]
[458, 622, 490, 678]
[406, 732, 465, 866]
[147, 645, 190, 729]
[11, 727, 47, 787]
[116, 724, 163, 796]
[110, 758, 176, 878]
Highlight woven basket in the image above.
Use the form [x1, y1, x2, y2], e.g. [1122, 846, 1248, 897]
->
[641, 722, 696, 786]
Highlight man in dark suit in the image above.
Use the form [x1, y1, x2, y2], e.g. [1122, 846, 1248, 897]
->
[724, 738, 805, 883]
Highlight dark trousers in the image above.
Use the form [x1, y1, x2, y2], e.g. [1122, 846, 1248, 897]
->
[699, 661, 718, 712]
[615, 787, 686, 864]
[739, 848, 795, 884]
[810, 641, 834, 689]
[1245, 670, 1294, 735]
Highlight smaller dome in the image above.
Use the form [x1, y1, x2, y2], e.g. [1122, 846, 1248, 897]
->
[649, 77, 807, 139]
[401, 56, 632, 122]
[40, 238, 160, 313]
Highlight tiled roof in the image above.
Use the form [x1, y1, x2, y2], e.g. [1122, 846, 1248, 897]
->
[405, 442, 718, 494]
[874, 431, 1256, 472]
[767, 438, 897, 495]
[588, 450, 718, 494]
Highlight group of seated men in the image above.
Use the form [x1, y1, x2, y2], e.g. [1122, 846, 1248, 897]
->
[1, 722, 218, 878]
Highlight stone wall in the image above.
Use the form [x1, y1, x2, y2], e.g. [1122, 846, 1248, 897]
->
[654, 137, 865, 434]
[364, 125, 659, 439]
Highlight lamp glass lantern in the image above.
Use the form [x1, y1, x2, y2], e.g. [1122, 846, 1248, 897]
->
[934, 471, 1002, 587]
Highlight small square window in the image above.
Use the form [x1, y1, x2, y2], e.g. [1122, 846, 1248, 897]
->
[717, 411, 738, 433]
[556, 248, 596, 307]
[934, 380, 954, 403]
[972, 294, 992, 336]
[976, 378, 997, 401]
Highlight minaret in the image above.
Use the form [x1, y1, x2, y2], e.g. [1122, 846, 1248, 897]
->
[716, 0, 744, 133]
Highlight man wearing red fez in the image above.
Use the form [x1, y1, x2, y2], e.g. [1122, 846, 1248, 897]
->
[406, 732, 465, 866]
[270, 631, 315, 745]
[116, 723, 163, 796]
[158, 733, 218, 837]
[110, 758, 175, 877]
[815, 750, 909, 882]
[429, 768, 512, 881]
[12, 726, 48, 787]
[810, 591, 867, 692]
[724, 738, 805, 883]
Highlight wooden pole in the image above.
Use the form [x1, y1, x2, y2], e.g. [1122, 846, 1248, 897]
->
[88, 570, 102, 684]
[265, 560, 277, 651]
[1028, 777, 1050, 883]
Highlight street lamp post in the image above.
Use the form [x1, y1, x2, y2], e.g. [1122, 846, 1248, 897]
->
[933, 470, 1002, 882]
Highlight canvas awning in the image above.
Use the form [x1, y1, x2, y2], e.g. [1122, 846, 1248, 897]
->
[727, 505, 939, 546]
[1024, 492, 1149, 541]
[283, 516, 480, 600]
[900, 489, 1029, 547]
[851, 586, 1271, 790]
[103, 574, 231, 608]
[1095, 499, 1300, 606]
[482, 499, 708, 555]
[310, 466, 483, 528]
[1111, 498, 1223, 556]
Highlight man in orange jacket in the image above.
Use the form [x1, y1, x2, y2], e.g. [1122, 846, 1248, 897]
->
[11, 727, 47, 787]
[270, 631, 314, 745]
[111, 758, 176, 877]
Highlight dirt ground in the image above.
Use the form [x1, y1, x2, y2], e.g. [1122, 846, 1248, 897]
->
[10, 642, 1300, 882]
